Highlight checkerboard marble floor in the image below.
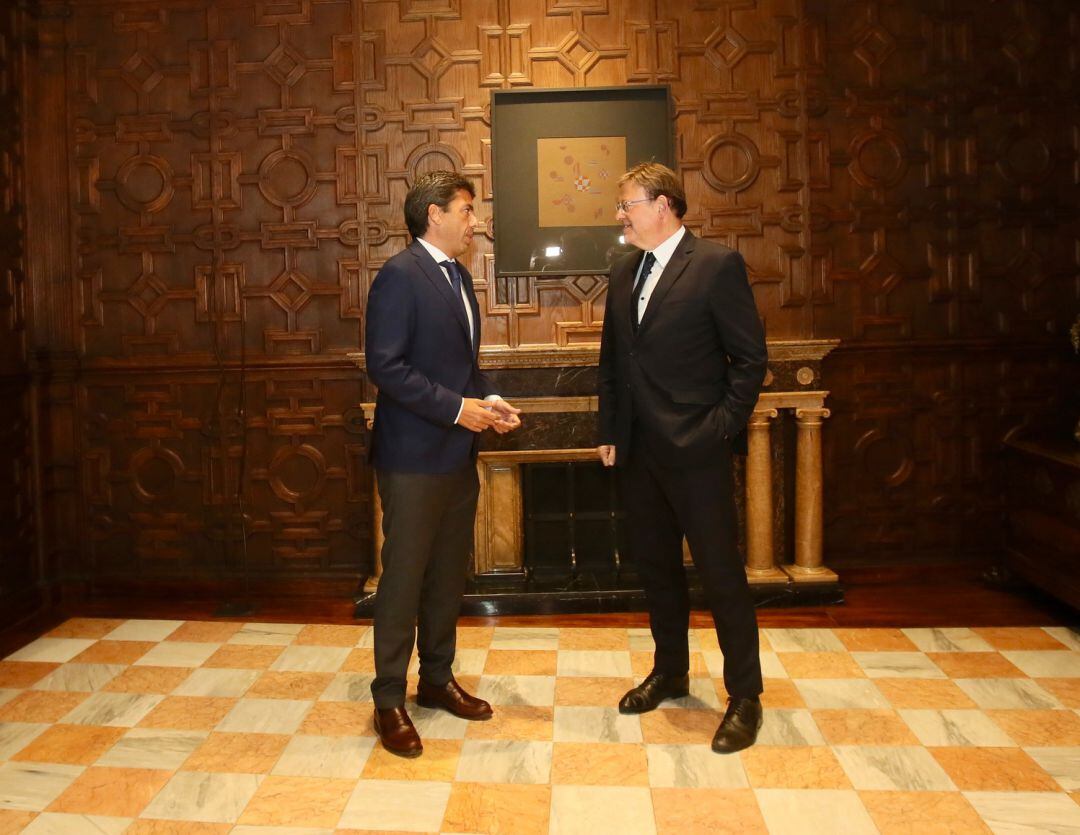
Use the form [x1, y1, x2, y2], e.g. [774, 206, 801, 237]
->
[1, 620, 1079, 834]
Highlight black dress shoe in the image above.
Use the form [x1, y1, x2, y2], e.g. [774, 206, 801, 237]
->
[711, 697, 762, 754]
[618, 672, 690, 714]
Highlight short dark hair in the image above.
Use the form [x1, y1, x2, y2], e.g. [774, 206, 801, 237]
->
[618, 162, 687, 218]
[404, 171, 475, 238]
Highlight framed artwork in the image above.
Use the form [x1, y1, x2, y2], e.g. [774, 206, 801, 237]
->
[491, 86, 674, 276]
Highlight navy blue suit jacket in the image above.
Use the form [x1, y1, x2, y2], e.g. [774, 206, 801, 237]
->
[365, 240, 495, 474]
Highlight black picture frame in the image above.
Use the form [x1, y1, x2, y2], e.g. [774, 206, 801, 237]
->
[491, 85, 674, 276]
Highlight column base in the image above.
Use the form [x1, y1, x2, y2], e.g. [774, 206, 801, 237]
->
[782, 564, 839, 584]
[746, 567, 791, 585]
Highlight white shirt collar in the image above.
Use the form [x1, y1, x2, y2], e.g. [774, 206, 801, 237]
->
[416, 236, 453, 266]
[648, 225, 686, 268]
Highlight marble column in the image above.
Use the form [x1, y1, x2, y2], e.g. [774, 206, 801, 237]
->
[787, 406, 836, 582]
[745, 408, 786, 582]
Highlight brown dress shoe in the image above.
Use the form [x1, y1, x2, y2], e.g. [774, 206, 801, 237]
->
[416, 676, 493, 720]
[373, 706, 423, 758]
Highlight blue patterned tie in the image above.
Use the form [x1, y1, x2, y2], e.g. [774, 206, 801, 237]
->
[441, 260, 471, 343]
[631, 251, 656, 332]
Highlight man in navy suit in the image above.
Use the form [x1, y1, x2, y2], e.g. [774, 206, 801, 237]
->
[598, 162, 768, 753]
[365, 171, 521, 757]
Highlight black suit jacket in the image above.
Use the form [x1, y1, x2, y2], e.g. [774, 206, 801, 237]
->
[365, 240, 495, 473]
[598, 229, 767, 464]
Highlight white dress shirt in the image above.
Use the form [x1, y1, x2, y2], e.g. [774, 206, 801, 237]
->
[634, 225, 686, 324]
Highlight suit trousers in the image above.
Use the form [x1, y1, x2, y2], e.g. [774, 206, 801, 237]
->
[370, 464, 480, 709]
[620, 432, 763, 699]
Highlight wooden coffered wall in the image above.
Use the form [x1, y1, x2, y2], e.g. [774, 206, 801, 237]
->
[2, 0, 1077, 622]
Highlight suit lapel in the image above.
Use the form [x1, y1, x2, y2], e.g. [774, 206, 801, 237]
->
[410, 241, 472, 347]
[637, 229, 695, 335]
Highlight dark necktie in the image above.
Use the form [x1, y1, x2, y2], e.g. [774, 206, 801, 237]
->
[631, 251, 657, 332]
[441, 260, 472, 342]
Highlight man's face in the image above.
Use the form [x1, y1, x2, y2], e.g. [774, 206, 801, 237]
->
[616, 181, 663, 251]
[432, 188, 476, 258]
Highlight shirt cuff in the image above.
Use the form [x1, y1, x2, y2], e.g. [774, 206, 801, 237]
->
[454, 398, 465, 425]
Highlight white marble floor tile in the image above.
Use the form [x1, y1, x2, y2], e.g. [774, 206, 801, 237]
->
[140, 770, 262, 823]
[60, 692, 163, 727]
[755, 789, 878, 835]
[645, 743, 748, 788]
[5, 637, 96, 663]
[556, 650, 633, 678]
[172, 667, 259, 697]
[216, 698, 311, 734]
[757, 709, 826, 746]
[103, 620, 183, 642]
[549, 785, 656, 835]
[489, 627, 560, 651]
[553, 706, 643, 743]
[455, 739, 553, 784]
[133, 641, 220, 668]
[31, 664, 126, 693]
[1001, 650, 1080, 678]
[319, 673, 374, 702]
[0, 722, 48, 760]
[964, 790, 1080, 834]
[955, 678, 1062, 710]
[339, 779, 451, 831]
[852, 651, 947, 678]
[764, 628, 845, 653]
[405, 650, 488, 678]
[902, 627, 994, 653]
[834, 745, 957, 791]
[354, 627, 375, 649]
[759, 651, 788, 679]
[0, 688, 19, 707]
[899, 709, 1017, 747]
[794, 679, 889, 709]
[271, 734, 374, 778]
[227, 623, 303, 646]
[21, 814, 130, 834]
[1043, 627, 1080, 652]
[409, 704, 470, 740]
[96, 727, 207, 769]
[659, 678, 722, 710]
[0, 761, 84, 811]
[477, 675, 556, 706]
[628, 630, 655, 652]
[1025, 747, 1080, 791]
[268, 646, 350, 673]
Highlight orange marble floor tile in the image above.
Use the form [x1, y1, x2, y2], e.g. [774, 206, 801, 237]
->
[298, 701, 376, 737]
[101, 665, 192, 694]
[639, 709, 719, 745]
[551, 742, 649, 785]
[363, 738, 462, 781]
[182, 731, 291, 773]
[45, 618, 125, 639]
[833, 628, 919, 652]
[0, 660, 59, 688]
[930, 747, 1061, 791]
[1036, 678, 1080, 708]
[812, 709, 920, 746]
[237, 775, 355, 828]
[341, 648, 376, 673]
[554, 677, 635, 707]
[986, 709, 1080, 747]
[246, 671, 334, 700]
[295, 624, 367, 647]
[741, 746, 851, 789]
[483, 650, 557, 676]
[652, 788, 768, 835]
[70, 639, 155, 665]
[874, 678, 978, 709]
[972, 627, 1068, 650]
[201, 643, 283, 669]
[696, 629, 723, 651]
[464, 705, 554, 741]
[0, 811, 39, 832]
[10, 724, 126, 765]
[777, 651, 866, 679]
[630, 651, 655, 677]
[926, 652, 1025, 679]
[0, 690, 88, 723]
[442, 782, 551, 835]
[47, 766, 173, 816]
[456, 626, 495, 648]
[760, 678, 806, 709]
[124, 822, 231, 835]
[860, 790, 991, 835]
[1071, 791, 1080, 807]
[137, 696, 237, 731]
[558, 628, 630, 650]
[166, 620, 243, 643]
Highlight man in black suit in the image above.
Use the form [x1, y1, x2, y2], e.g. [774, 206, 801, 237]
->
[365, 171, 521, 757]
[597, 162, 768, 753]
